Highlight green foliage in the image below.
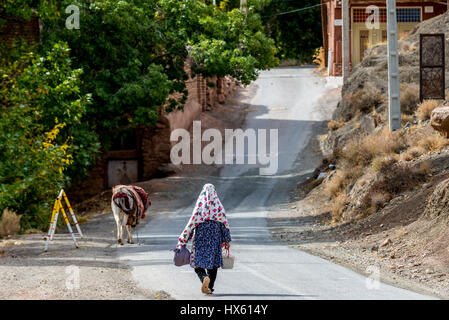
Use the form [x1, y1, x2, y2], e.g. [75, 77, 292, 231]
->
[0, 43, 94, 231]
[41, 0, 174, 148]
[0, 0, 278, 230]
[158, 0, 278, 85]
[261, 0, 322, 63]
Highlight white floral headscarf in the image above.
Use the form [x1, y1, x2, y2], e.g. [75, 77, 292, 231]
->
[177, 183, 229, 248]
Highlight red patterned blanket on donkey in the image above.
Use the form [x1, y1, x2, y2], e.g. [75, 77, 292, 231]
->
[112, 185, 151, 220]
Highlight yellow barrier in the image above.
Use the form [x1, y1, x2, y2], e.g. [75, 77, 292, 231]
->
[44, 189, 83, 251]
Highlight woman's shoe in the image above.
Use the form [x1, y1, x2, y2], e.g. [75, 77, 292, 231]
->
[201, 276, 212, 294]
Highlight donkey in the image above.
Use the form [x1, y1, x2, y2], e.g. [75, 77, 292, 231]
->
[111, 185, 150, 245]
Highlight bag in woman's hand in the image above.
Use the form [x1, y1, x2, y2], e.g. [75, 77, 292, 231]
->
[222, 247, 235, 269]
[170, 246, 191, 267]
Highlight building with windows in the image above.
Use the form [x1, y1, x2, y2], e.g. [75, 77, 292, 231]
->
[321, 0, 448, 76]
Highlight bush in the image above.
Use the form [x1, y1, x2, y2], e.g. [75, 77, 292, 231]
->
[371, 155, 398, 173]
[339, 127, 407, 169]
[346, 83, 383, 115]
[325, 168, 361, 197]
[0, 43, 92, 231]
[0, 209, 21, 238]
[400, 83, 420, 114]
[415, 99, 442, 121]
[330, 194, 349, 223]
[399, 146, 426, 162]
[416, 134, 449, 152]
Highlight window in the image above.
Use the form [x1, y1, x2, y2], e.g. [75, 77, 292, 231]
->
[397, 8, 421, 22]
[353, 7, 421, 23]
[353, 8, 386, 23]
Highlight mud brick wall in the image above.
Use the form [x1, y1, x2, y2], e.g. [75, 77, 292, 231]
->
[0, 17, 40, 46]
[141, 117, 172, 180]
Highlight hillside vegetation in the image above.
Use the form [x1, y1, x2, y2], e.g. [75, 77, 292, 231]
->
[288, 10, 449, 297]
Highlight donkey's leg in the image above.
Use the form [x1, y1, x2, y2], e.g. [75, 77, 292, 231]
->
[126, 225, 134, 244]
[119, 214, 127, 245]
[112, 201, 123, 245]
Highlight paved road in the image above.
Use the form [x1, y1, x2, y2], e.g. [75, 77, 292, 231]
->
[119, 67, 433, 299]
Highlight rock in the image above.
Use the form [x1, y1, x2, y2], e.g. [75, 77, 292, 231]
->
[380, 224, 384, 228]
[320, 115, 376, 156]
[380, 238, 392, 247]
[430, 103, 449, 137]
[324, 170, 336, 182]
[423, 177, 449, 221]
[317, 172, 327, 180]
[403, 121, 411, 133]
[371, 245, 379, 252]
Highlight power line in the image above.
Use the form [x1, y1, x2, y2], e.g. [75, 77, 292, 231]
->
[262, 3, 324, 18]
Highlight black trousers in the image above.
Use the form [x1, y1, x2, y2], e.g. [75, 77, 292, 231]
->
[194, 267, 218, 290]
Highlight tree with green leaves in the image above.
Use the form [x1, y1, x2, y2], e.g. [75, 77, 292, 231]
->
[0, 43, 94, 230]
[260, 0, 322, 63]
[0, 0, 279, 231]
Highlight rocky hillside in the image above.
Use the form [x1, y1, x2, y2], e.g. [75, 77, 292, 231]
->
[281, 10, 449, 297]
[335, 10, 449, 123]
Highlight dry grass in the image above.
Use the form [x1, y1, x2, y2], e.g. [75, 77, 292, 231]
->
[400, 83, 420, 114]
[330, 194, 349, 223]
[401, 113, 414, 125]
[325, 168, 361, 197]
[415, 99, 442, 121]
[346, 83, 384, 115]
[371, 154, 399, 173]
[416, 133, 449, 152]
[399, 146, 426, 162]
[325, 127, 407, 200]
[338, 127, 407, 169]
[327, 120, 345, 131]
[0, 209, 21, 238]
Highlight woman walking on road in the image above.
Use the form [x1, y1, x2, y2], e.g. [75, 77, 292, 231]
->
[177, 183, 231, 294]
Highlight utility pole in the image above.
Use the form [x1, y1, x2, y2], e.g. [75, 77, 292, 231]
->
[387, 0, 401, 131]
[342, 0, 350, 80]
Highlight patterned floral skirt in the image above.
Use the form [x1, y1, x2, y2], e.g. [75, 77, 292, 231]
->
[191, 220, 231, 269]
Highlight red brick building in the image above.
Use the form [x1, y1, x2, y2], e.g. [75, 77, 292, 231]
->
[321, 0, 448, 76]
